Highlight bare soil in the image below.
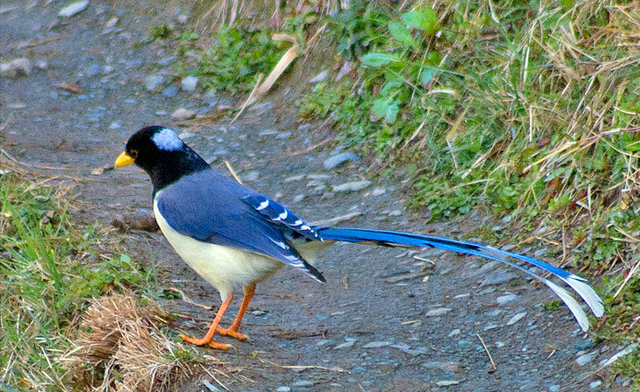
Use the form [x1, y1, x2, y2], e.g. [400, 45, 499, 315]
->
[0, 2, 623, 391]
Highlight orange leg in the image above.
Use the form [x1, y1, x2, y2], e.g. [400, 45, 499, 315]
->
[180, 292, 234, 350]
[216, 285, 255, 341]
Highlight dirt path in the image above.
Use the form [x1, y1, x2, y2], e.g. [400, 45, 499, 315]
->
[1, 2, 622, 391]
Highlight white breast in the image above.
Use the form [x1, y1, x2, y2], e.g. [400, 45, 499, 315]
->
[153, 199, 284, 300]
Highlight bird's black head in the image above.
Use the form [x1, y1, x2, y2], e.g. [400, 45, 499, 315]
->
[115, 126, 209, 191]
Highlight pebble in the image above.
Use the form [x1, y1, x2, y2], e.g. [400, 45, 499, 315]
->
[371, 187, 386, 196]
[422, 361, 461, 372]
[448, 329, 460, 337]
[495, 341, 505, 348]
[334, 339, 357, 350]
[506, 312, 527, 326]
[171, 108, 197, 121]
[162, 86, 179, 98]
[293, 194, 305, 202]
[241, 171, 259, 182]
[576, 352, 595, 366]
[363, 341, 392, 348]
[426, 308, 451, 317]
[58, 0, 89, 17]
[333, 180, 372, 192]
[276, 387, 290, 392]
[103, 65, 115, 74]
[496, 293, 519, 305]
[0, 58, 32, 78]
[548, 386, 560, 392]
[480, 271, 519, 287]
[109, 122, 121, 130]
[589, 381, 602, 389]
[391, 344, 426, 356]
[436, 380, 460, 387]
[158, 56, 176, 66]
[84, 63, 101, 77]
[309, 70, 328, 83]
[324, 152, 359, 169]
[181, 76, 199, 91]
[144, 74, 165, 91]
[292, 380, 315, 387]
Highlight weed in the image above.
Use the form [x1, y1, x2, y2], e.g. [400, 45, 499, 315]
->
[0, 172, 155, 391]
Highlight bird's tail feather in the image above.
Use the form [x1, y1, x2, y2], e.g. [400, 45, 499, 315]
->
[317, 227, 603, 331]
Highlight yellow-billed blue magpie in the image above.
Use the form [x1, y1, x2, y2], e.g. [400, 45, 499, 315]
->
[115, 126, 604, 350]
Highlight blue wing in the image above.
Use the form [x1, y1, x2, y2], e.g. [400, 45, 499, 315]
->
[155, 170, 325, 282]
[242, 194, 321, 241]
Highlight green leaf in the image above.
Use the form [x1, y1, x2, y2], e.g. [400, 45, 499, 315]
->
[401, 9, 440, 35]
[372, 98, 400, 123]
[420, 67, 437, 85]
[361, 53, 404, 67]
[389, 21, 417, 48]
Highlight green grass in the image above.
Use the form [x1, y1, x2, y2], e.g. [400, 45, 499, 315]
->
[0, 172, 155, 391]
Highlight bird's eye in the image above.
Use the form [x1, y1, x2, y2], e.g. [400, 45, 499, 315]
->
[129, 150, 138, 159]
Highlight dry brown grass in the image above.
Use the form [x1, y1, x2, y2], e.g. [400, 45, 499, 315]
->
[64, 294, 205, 392]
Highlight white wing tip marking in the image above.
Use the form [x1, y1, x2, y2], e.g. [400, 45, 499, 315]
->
[257, 200, 269, 210]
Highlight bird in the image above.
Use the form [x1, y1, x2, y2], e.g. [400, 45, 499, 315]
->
[114, 125, 604, 350]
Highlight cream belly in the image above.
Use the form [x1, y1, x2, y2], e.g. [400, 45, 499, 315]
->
[153, 200, 284, 300]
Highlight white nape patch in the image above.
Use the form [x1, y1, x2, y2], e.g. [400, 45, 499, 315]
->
[152, 128, 183, 151]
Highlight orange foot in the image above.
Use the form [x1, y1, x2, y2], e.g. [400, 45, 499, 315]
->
[180, 334, 230, 350]
[216, 327, 248, 341]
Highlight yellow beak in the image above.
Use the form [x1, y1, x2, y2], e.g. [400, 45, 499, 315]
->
[115, 151, 135, 167]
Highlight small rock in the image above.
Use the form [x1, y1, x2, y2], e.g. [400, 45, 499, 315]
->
[371, 187, 386, 196]
[158, 56, 176, 66]
[324, 152, 359, 169]
[58, 0, 89, 17]
[435, 380, 460, 387]
[391, 344, 426, 356]
[241, 171, 259, 182]
[480, 271, 519, 287]
[36, 60, 48, 70]
[363, 341, 392, 349]
[162, 86, 179, 98]
[178, 132, 196, 139]
[422, 362, 461, 372]
[84, 63, 101, 77]
[426, 308, 452, 317]
[0, 58, 32, 78]
[276, 132, 291, 139]
[108, 122, 121, 130]
[495, 341, 505, 348]
[284, 174, 305, 183]
[144, 74, 165, 91]
[333, 180, 372, 193]
[181, 76, 199, 92]
[103, 65, 115, 74]
[589, 381, 602, 389]
[496, 293, 519, 305]
[177, 14, 189, 24]
[307, 174, 331, 181]
[258, 129, 279, 136]
[334, 338, 357, 350]
[171, 108, 197, 121]
[293, 194, 305, 202]
[388, 210, 402, 216]
[447, 329, 460, 337]
[483, 324, 499, 331]
[293, 380, 315, 387]
[506, 312, 527, 326]
[309, 70, 328, 83]
[576, 352, 595, 366]
[548, 386, 560, 392]
[105, 16, 118, 28]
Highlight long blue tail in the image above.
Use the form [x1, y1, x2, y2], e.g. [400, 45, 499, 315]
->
[317, 227, 604, 331]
